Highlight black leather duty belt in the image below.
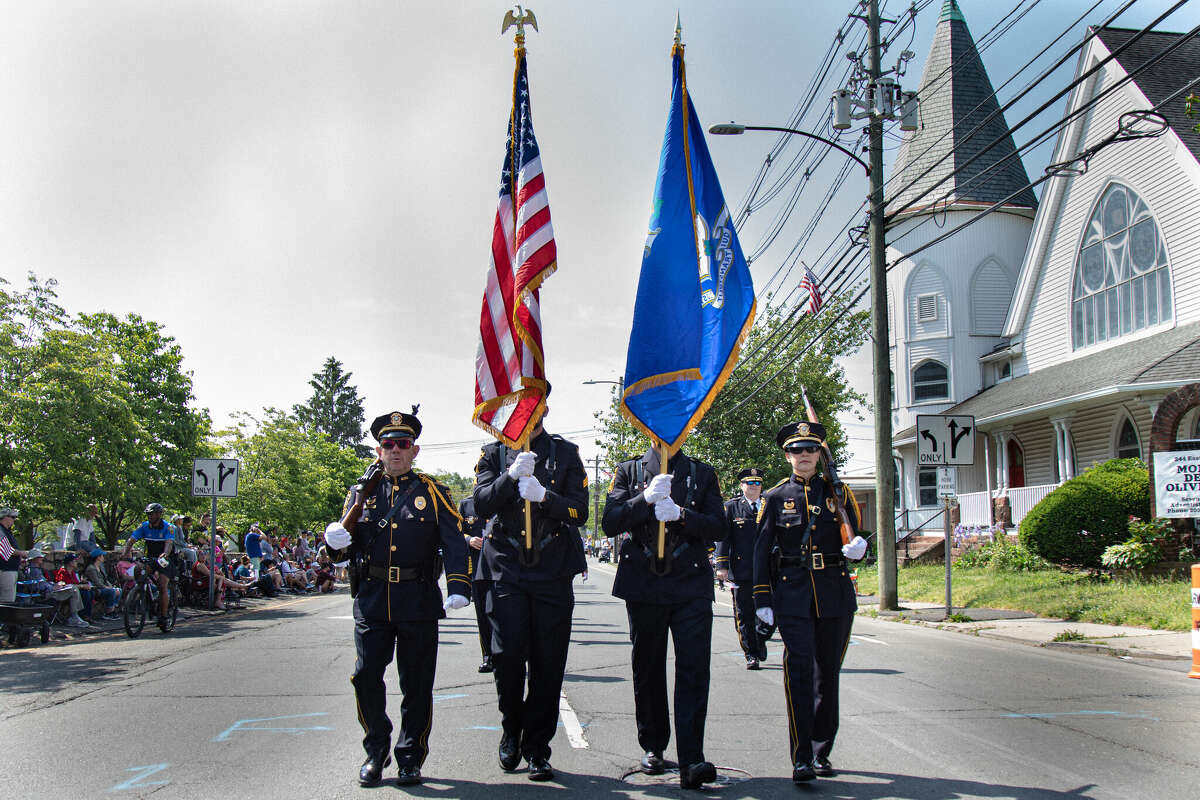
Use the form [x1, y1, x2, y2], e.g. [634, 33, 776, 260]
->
[366, 565, 425, 583]
[778, 552, 846, 570]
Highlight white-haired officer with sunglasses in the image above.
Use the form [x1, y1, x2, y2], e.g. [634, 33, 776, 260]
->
[751, 420, 867, 784]
[322, 408, 471, 788]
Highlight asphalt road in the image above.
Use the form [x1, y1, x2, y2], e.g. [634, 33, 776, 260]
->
[2, 562, 1197, 799]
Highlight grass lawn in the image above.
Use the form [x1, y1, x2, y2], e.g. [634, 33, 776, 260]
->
[852, 564, 1192, 631]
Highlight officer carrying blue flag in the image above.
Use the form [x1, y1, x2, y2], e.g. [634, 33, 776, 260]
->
[602, 18, 754, 791]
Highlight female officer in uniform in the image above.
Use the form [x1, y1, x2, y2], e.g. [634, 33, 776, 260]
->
[751, 421, 868, 783]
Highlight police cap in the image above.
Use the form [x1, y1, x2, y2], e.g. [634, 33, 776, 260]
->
[370, 406, 423, 442]
[776, 421, 827, 450]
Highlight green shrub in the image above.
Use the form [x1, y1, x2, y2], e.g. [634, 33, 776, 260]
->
[1018, 458, 1149, 568]
[957, 538, 1050, 571]
[1100, 541, 1161, 570]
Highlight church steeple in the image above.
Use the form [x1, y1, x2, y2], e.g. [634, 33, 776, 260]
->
[888, 0, 1036, 221]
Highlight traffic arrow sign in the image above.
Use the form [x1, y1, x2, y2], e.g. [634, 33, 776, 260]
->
[916, 415, 976, 466]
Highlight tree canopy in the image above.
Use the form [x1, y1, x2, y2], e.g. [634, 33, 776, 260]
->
[293, 356, 368, 455]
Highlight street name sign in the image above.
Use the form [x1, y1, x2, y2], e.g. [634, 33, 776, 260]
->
[1152, 451, 1200, 518]
[917, 414, 976, 466]
[192, 458, 240, 498]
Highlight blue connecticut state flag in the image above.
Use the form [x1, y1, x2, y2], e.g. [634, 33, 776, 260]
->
[620, 39, 755, 453]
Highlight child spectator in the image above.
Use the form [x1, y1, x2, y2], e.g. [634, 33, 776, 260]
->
[234, 555, 254, 581]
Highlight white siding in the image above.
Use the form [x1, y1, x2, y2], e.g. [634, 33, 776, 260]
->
[907, 263, 950, 339]
[1010, 419, 1057, 487]
[971, 259, 1014, 334]
[1019, 61, 1200, 373]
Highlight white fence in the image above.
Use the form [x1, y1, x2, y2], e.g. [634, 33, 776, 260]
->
[1008, 483, 1060, 524]
[898, 482, 1062, 537]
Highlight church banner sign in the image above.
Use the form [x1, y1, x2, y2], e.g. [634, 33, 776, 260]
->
[1153, 451, 1200, 518]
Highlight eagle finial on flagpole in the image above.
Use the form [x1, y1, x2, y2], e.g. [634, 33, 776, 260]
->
[502, 5, 539, 46]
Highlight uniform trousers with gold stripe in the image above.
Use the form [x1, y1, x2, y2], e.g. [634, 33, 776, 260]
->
[487, 577, 574, 760]
[774, 566, 854, 767]
[352, 613, 439, 767]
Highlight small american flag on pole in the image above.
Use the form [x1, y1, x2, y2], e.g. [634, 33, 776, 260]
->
[0, 532, 14, 561]
[800, 266, 824, 315]
[472, 44, 556, 448]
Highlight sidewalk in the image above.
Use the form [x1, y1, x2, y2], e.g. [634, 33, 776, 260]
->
[855, 597, 1193, 661]
[2, 587, 336, 648]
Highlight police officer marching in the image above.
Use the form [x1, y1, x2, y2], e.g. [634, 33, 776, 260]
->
[471, 397, 589, 782]
[752, 421, 868, 783]
[714, 467, 768, 669]
[459, 496, 495, 674]
[323, 409, 471, 788]
[602, 445, 724, 791]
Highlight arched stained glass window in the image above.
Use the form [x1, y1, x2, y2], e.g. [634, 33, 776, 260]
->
[1073, 183, 1171, 349]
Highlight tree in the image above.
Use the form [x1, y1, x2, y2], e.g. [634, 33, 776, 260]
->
[293, 357, 369, 456]
[218, 409, 370, 539]
[427, 471, 475, 507]
[595, 294, 870, 493]
[0, 277, 211, 546]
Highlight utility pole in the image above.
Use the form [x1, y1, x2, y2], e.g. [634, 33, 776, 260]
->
[585, 455, 604, 542]
[867, 0, 897, 609]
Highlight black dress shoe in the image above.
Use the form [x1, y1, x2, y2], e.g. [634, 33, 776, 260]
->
[358, 752, 392, 786]
[792, 762, 816, 783]
[813, 757, 835, 777]
[478, 655, 494, 673]
[640, 751, 665, 775]
[498, 734, 521, 772]
[527, 757, 554, 781]
[745, 656, 760, 670]
[396, 765, 421, 785]
[757, 646, 768, 661]
[679, 761, 717, 789]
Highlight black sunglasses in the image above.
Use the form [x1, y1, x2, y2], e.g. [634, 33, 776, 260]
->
[741, 479, 763, 486]
[380, 439, 414, 451]
[785, 444, 821, 454]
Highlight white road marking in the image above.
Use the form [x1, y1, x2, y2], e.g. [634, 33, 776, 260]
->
[558, 691, 589, 748]
[851, 635, 889, 646]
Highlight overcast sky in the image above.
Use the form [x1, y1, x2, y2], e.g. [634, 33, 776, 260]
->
[2, 0, 1195, 479]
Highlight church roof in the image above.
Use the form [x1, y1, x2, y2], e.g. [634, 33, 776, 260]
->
[1094, 27, 1200, 166]
[887, 0, 1037, 220]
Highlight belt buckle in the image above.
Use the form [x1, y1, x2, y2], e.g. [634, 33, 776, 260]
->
[811, 552, 825, 570]
[388, 566, 401, 583]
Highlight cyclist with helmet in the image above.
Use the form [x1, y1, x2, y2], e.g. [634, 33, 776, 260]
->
[122, 503, 175, 620]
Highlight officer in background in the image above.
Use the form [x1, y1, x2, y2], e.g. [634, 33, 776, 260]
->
[471, 403, 588, 782]
[324, 409, 471, 788]
[459, 496, 495, 673]
[714, 467, 768, 669]
[602, 445, 724, 791]
[752, 422, 868, 783]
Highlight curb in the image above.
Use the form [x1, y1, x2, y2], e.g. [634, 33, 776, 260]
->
[857, 609, 1190, 662]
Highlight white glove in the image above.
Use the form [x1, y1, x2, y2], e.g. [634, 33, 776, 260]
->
[507, 451, 536, 479]
[518, 475, 547, 502]
[642, 473, 673, 504]
[653, 498, 681, 522]
[324, 522, 352, 550]
[756, 607, 774, 626]
[443, 594, 470, 611]
[157, 555, 170, 569]
[842, 535, 868, 561]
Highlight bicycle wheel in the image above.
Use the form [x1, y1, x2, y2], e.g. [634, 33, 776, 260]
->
[124, 586, 147, 639]
[158, 582, 179, 633]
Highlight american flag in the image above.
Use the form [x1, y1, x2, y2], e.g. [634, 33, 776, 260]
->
[0, 532, 14, 561]
[472, 48, 556, 448]
[801, 266, 824, 315]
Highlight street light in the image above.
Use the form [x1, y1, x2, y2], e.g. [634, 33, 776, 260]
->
[709, 123, 870, 176]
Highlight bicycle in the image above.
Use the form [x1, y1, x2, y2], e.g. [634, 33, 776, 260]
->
[123, 556, 179, 638]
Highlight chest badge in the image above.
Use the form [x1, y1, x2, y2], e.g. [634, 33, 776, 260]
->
[414, 496, 427, 511]
[784, 499, 796, 510]
[365, 497, 378, 509]
[826, 498, 837, 513]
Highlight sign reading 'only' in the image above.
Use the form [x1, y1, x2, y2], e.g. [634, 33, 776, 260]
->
[916, 415, 976, 466]
[192, 458, 240, 498]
